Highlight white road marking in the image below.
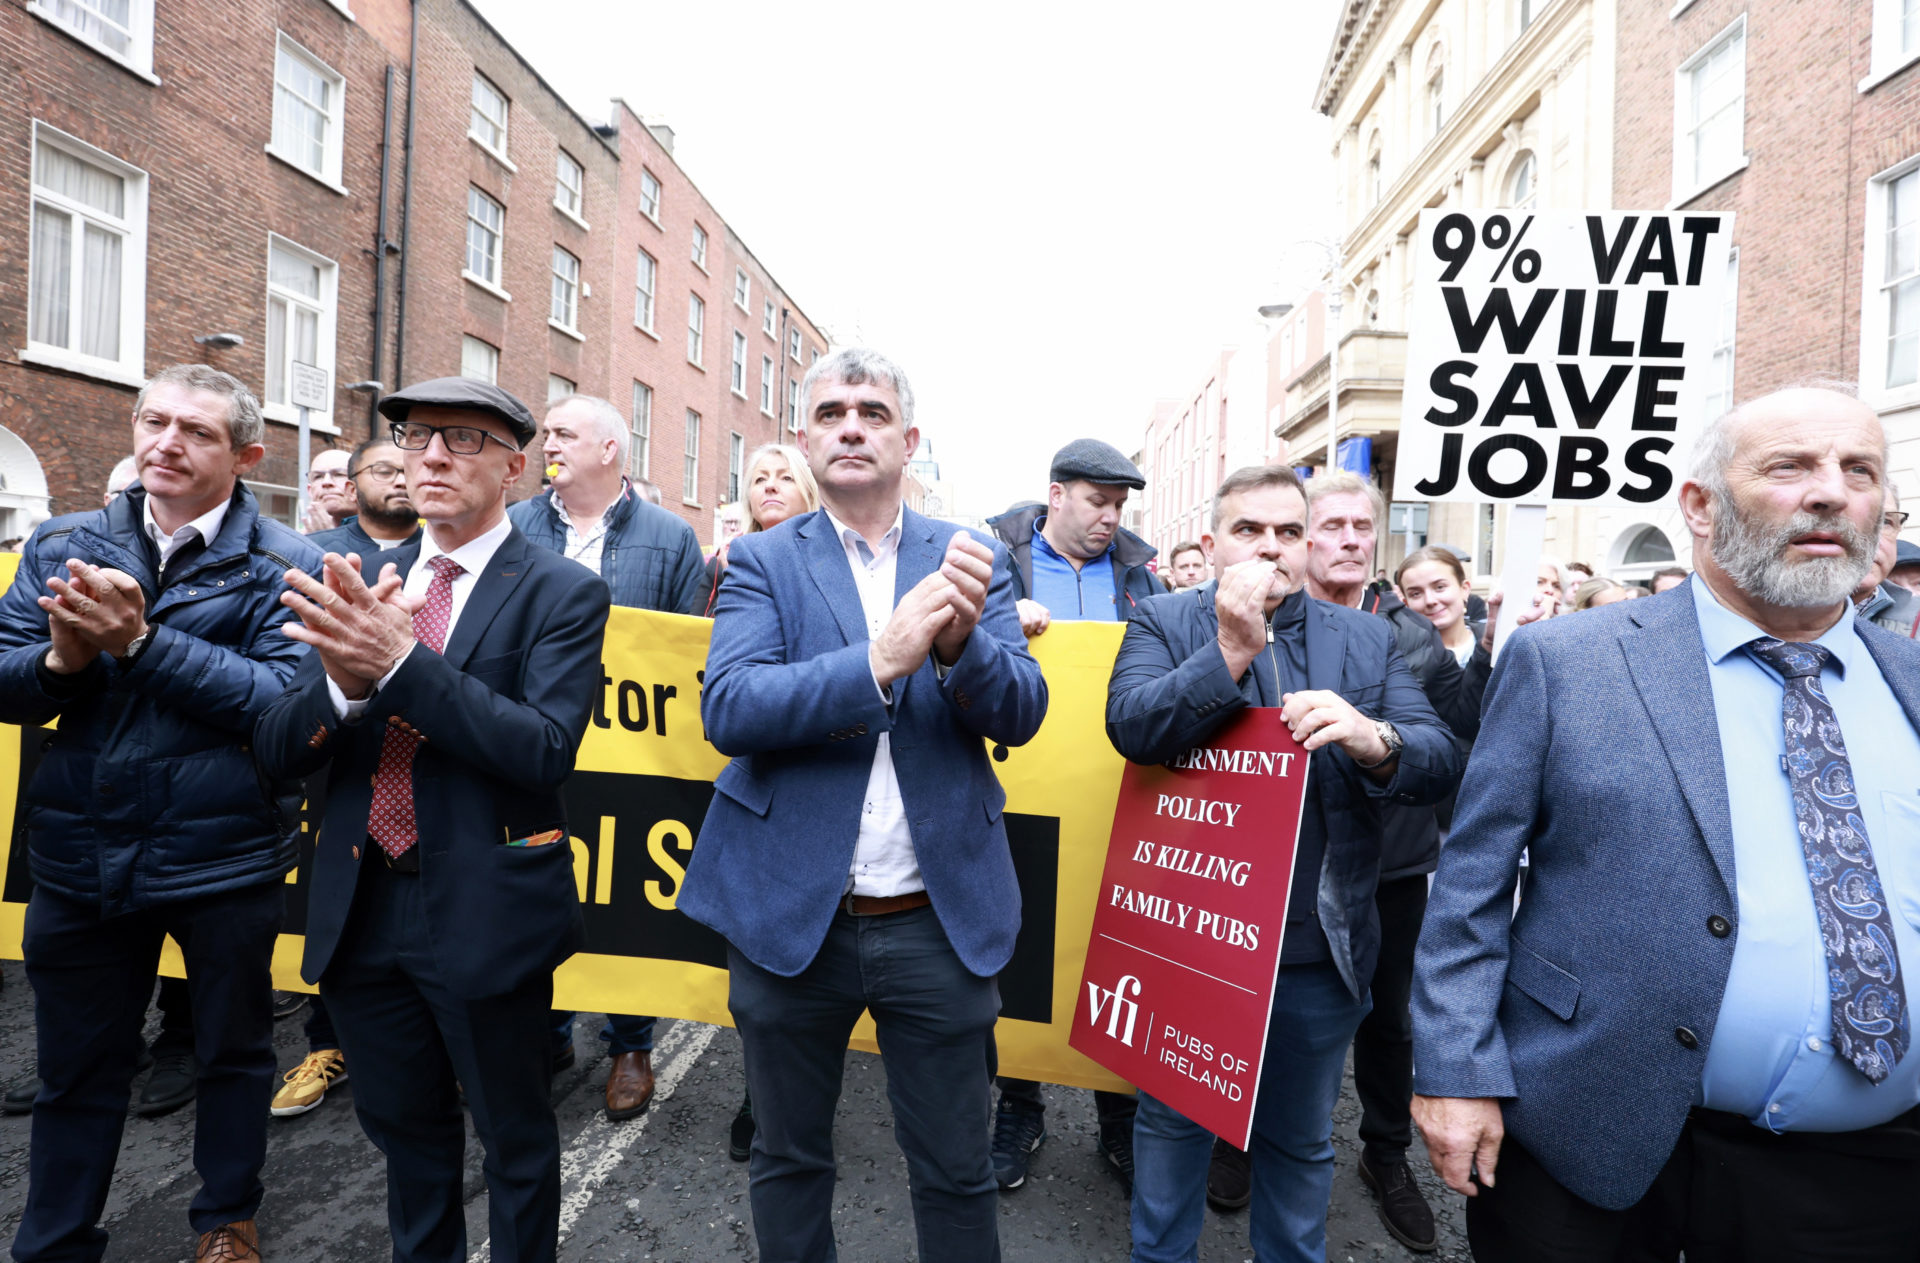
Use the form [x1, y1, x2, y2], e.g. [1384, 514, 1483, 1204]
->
[469, 1019, 719, 1261]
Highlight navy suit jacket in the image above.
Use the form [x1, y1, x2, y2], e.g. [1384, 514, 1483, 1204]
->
[679, 506, 1049, 978]
[1412, 587, 1920, 1209]
[254, 527, 611, 1000]
[1104, 585, 1460, 998]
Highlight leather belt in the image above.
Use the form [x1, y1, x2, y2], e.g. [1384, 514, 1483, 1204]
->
[841, 890, 931, 917]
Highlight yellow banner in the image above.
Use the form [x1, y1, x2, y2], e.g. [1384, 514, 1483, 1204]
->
[0, 550, 1130, 1091]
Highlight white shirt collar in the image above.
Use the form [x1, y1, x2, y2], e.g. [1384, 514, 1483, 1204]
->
[142, 494, 231, 561]
[417, 512, 514, 578]
[822, 503, 904, 563]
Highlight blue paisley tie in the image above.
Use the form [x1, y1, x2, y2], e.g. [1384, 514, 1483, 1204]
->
[1746, 636, 1908, 1084]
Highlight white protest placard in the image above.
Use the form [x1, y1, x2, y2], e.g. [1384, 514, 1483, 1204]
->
[1394, 210, 1733, 507]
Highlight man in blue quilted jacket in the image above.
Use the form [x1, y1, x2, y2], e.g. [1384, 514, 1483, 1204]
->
[0, 364, 320, 1263]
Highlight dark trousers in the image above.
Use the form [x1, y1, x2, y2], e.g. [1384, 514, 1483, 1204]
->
[13, 881, 283, 1263]
[1467, 1107, 1920, 1263]
[546, 1011, 654, 1055]
[153, 975, 194, 1055]
[995, 1076, 1137, 1131]
[1352, 873, 1428, 1167]
[321, 859, 561, 1263]
[728, 904, 1002, 1263]
[305, 994, 338, 1052]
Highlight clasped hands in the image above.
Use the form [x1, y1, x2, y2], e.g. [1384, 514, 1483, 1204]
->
[1212, 558, 1390, 770]
[39, 560, 150, 674]
[278, 554, 422, 700]
[868, 535, 995, 689]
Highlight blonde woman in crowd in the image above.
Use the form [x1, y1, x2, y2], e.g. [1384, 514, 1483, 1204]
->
[701, 444, 820, 616]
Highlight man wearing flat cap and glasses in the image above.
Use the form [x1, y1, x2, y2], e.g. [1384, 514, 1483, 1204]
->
[256, 377, 611, 1263]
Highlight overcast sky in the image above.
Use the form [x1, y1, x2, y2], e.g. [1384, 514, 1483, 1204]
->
[470, 0, 1343, 517]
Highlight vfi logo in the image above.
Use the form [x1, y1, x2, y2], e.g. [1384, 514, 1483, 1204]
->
[1086, 974, 1142, 1047]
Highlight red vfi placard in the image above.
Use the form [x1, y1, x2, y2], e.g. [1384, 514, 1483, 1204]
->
[1069, 708, 1310, 1149]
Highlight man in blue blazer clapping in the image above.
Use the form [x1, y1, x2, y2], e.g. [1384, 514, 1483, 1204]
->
[680, 348, 1047, 1263]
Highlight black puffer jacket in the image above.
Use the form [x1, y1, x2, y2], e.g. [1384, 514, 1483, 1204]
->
[1358, 588, 1491, 879]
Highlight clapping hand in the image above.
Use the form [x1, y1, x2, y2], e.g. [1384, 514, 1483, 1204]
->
[40, 561, 147, 671]
[279, 553, 420, 698]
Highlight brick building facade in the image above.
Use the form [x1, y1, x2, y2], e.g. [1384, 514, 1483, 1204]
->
[0, 0, 829, 545]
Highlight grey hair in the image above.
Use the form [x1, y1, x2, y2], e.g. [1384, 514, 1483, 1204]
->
[798, 348, 915, 427]
[1689, 377, 1872, 502]
[105, 456, 138, 495]
[547, 394, 630, 465]
[1302, 469, 1386, 527]
[135, 364, 263, 450]
[1209, 464, 1307, 533]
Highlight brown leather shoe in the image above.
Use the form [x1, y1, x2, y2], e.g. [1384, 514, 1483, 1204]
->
[604, 1050, 655, 1120]
[196, 1219, 260, 1261]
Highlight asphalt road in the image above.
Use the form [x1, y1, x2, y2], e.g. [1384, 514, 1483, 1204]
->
[0, 967, 1470, 1261]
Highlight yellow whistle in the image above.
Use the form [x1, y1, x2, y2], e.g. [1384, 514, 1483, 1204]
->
[546, 464, 560, 478]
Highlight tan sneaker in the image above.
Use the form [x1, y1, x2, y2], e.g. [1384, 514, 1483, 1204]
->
[270, 1049, 346, 1117]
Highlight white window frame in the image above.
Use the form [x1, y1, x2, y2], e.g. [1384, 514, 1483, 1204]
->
[639, 168, 662, 223]
[1671, 16, 1749, 205]
[468, 72, 513, 168]
[727, 431, 745, 503]
[262, 234, 340, 431]
[788, 326, 802, 363]
[460, 335, 498, 384]
[1703, 247, 1739, 422]
[1427, 68, 1445, 138]
[631, 381, 652, 479]
[786, 379, 802, 433]
[1507, 151, 1538, 209]
[760, 354, 776, 415]
[464, 186, 509, 299]
[23, 121, 148, 388]
[687, 292, 705, 367]
[692, 223, 709, 271]
[549, 245, 581, 337]
[634, 248, 657, 333]
[734, 267, 750, 310]
[548, 373, 574, 403]
[267, 33, 346, 193]
[1861, 153, 1920, 410]
[730, 330, 748, 397]
[683, 409, 701, 504]
[553, 149, 587, 227]
[1864, 0, 1920, 91]
[763, 297, 776, 337]
[27, 0, 156, 82]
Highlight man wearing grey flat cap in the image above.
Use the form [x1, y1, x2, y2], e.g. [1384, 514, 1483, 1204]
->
[256, 377, 611, 1263]
[984, 437, 1157, 1195]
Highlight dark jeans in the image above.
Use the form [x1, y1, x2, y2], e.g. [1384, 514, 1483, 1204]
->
[323, 860, 560, 1263]
[1467, 1107, 1920, 1263]
[13, 881, 283, 1263]
[1352, 873, 1428, 1168]
[729, 904, 1002, 1263]
[995, 1076, 1137, 1133]
[547, 1011, 654, 1055]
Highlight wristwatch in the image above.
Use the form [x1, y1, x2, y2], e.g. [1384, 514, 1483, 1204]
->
[118, 628, 153, 665]
[1353, 719, 1403, 770]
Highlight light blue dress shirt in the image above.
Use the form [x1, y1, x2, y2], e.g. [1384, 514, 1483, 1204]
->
[1028, 517, 1119, 622]
[1693, 574, 1920, 1131]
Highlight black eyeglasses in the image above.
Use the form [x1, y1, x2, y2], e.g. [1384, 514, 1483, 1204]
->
[1884, 511, 1910, 533]
[390, 421, 519, 456]
[350, 462, 404, 482]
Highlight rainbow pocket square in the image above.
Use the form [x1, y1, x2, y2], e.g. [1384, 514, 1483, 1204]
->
[506, 829, 565, 848]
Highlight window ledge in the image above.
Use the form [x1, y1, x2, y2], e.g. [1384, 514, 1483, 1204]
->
[1668, 156, 1750, 209]
[731, 387, 749, 400]
[468, 134, 517, 173]
[688, 358, 706, 371]
[322, 0, 356, 18]
[463, 270, 512, 303]
[265, 145, 349, 196]
[641, 210, 662, 230]
[692, 259, 709, 276]
[1864, 381, 1920, 415]
[1668, 0, 1697, 15]
[17, 345, 146, 389]
[553, 202, 591, 232]
[264, 402, 342, 434]
[682, 498, 702, 508]
[634, 321, 660, 342]
[548, 318, 585, 342]
[26, 6, 160, 83]
[1860, 49, 1920, 94]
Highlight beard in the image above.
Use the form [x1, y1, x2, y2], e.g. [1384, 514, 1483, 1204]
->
[1709, 494, 1875, 608]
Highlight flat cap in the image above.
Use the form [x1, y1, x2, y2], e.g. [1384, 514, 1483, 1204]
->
[1896, 539, 1920, 566]
[377, 377, 537, 447]
[1049, 439, 1144, 490]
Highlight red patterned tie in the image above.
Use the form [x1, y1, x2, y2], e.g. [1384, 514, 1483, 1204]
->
[367, 555, 463, 859]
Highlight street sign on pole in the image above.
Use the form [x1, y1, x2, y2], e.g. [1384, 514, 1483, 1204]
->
[291, 362, 329, 528]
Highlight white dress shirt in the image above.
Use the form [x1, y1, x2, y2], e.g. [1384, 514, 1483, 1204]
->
[327, 514, 514, 720]
[142, 496, 230, 570]
[823, 505, 924, 898]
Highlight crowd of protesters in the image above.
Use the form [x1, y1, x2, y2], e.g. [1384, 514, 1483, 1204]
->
[0, 352, 1915, 1263]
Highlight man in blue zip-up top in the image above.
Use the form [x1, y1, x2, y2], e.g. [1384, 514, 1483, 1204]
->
[0, 364, 320, 1263]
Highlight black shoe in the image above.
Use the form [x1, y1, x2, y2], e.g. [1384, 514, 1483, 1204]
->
[990, 1100, 1047, 1190]
[729, 1096, 754, 1162]
[1098, 1121, 1134, 1197]
[551, 1042, 576, 1075]
[1206, 1136, 1251, 1211]
[1358, 1152, 1438, 1253]
[136, 1051, 197, 1117]
[271, 991, 310, 1021]
[3, 1071, 38, 1115]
